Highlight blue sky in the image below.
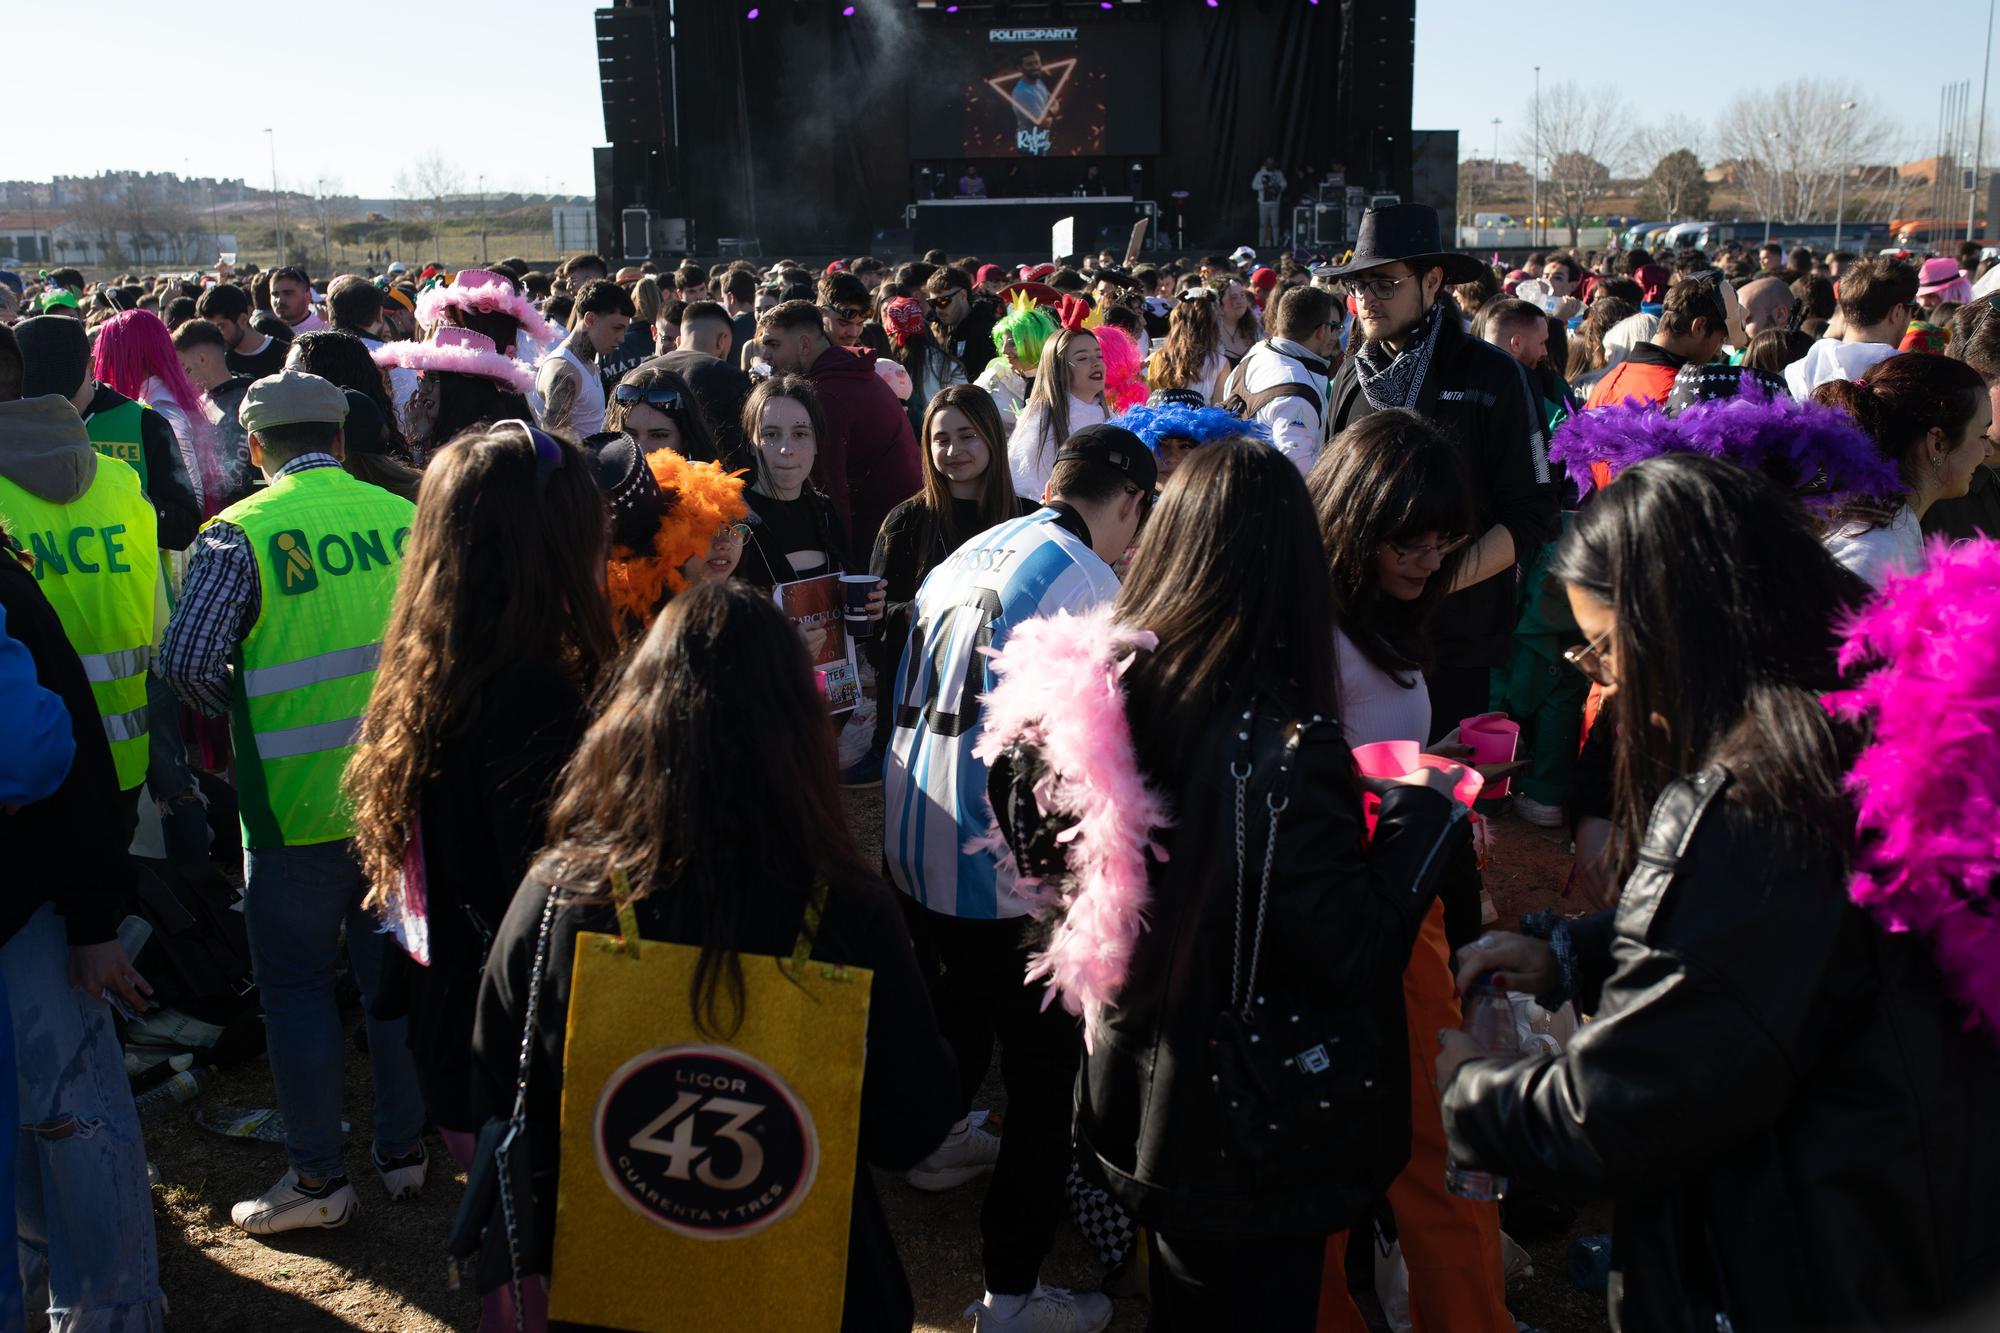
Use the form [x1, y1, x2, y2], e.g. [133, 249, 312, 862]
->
[9, 0, 1993, 198]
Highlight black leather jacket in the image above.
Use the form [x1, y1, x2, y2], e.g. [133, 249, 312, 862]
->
[996, 699, 1469, 1237]
[1442, 766, 2000, 1331]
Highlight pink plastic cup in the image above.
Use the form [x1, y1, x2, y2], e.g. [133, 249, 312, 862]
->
[1353, 740, 1421, 840]
[1459, 713, 1521, 798]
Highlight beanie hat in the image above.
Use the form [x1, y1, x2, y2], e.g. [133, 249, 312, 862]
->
[14, 314, 92, 401]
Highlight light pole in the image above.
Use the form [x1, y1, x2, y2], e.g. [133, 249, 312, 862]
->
[1532, 67, 1542, 247]
[264, 128, 283, 266]
[1489, 118, 1501, 181]
[1763, 129, 1783, 246]
[1973, 0, 1994, 241]
[1834, 101, 1857, 251]
[478, 174, 488, 264]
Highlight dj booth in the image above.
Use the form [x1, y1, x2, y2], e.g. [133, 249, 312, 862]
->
[906, 196, 1156, 258]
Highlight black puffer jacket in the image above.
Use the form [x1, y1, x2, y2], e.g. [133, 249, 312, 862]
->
[1443, 766, 2000, 1331]
[995, 699, 1468, 1236]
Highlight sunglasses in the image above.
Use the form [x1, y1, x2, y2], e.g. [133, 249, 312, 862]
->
[500, 418, 565, 493]
[611, 383, 685, 409]
[1562, 628, 1616, 687]
[1385, 533, 1468, 564]
[825, 305, 867, 324]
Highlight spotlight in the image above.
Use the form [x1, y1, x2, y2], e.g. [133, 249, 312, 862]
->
[842, 3, 855, 12]
[745, 5, 759, 16]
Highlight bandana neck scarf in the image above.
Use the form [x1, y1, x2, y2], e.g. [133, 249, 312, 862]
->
[1356, 299, 1446, 412]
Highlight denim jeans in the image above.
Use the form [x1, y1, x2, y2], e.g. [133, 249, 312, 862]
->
[0, 904, 163, 1332]
[242, 840, 425, 1181]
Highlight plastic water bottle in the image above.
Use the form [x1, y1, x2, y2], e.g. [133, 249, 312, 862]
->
[1445, 977, 1521, 1200]
[133, 1067, 211, 1119]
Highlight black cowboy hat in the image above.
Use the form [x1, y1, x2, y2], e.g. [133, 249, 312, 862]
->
[1322, 203, 1487, 285]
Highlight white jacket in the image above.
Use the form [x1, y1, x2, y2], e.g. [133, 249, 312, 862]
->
[1784, 337, 1899, 399]
[1227, 337, 1329, 474]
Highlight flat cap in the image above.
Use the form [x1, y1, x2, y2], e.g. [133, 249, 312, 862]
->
[240, 370, 349, 433]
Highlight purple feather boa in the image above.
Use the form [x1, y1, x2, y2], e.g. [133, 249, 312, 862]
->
[1826, 538, 2000, 1038]
[1548, 377, 1900, 509]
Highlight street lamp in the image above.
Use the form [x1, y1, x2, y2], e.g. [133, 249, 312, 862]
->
[478, 174, 488, 265]
[264, 128, 283, 266]
[1834, 101, 1857, 251]
[1490, 117, 1502, 182]
[1532, 67, 1542, 247]
[1763, 129, 1783, 246]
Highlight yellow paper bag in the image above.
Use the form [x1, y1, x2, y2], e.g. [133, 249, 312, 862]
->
[549, 913, 872, 1332]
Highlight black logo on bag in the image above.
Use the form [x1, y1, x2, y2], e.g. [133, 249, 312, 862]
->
[593, 1045, 818, 1238]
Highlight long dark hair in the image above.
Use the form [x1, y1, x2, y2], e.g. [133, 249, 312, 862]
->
[1150, 293, 1221, 391]
[1811, 351, 1986, 531]
[529, 580, 879, 1037]
[1307, 409, 1473, 689]
[919, 384, 1017, 549]
[432, 373, 534, 451]
[286, 330, 399, 434]
[1549, 453, 1870, 887]
[350, 422, 618, 907]
[604, 363, 720, 464]
[1117, 439, 1338, 779]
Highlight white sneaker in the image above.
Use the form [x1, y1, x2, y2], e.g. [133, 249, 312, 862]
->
[1512, 793, 1565, 828]
[966, 1285, 1114, 1333]
[907, 1112, 1002, 1192]
[372, 1143, 428, 1200]
[230, 1168, 357, 1235]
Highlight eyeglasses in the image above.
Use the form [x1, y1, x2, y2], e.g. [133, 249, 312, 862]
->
[714, 520, 754, 548]
[1385, 533, 1468, 564]
[1562, 628, 1616, 687]
[501, 418, 565, 493]
[611, 383, 685, 409]
[1342, 272, 1418, 303]
[825, 305, 866, 324]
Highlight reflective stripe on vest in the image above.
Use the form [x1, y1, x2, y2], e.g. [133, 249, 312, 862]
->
[0, 458, 159, 791]
[84, 398, 152, 494]
[214, 467, 413, 848]
[241, 642, 381, 699]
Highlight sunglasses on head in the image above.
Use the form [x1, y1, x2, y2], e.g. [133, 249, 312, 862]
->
[611, 383, 685, 410]
[500, 418, 565, 492]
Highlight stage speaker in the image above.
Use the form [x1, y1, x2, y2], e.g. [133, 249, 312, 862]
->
[621, 207, 654, 262]
[1338, 0, 1414, 200]
[651, 216, 689, 254]
[597, 6, 665, 145]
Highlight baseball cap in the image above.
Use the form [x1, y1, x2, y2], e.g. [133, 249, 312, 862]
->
[239, 370, 350, 433]
[1054, 423, 1157, 494]
[1230, 245, 1257, 265]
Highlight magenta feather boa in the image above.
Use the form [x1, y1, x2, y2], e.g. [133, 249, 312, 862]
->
[970, 606, 1173, 1047]
[1826, 537, 2000, 1036]
[1548, 381, 1900, 509]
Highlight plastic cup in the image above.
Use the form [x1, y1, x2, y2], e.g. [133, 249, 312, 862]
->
[1352, 740, 1421, 840]
[1458, 713, 1521, 798]
[840, 573, 878, 641]
[1417, 752, 1485, 806]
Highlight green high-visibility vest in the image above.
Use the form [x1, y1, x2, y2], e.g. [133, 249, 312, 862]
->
[0, 458, 159, 790]
[216, 466, 413, 848]
[84, 397, 151, 493]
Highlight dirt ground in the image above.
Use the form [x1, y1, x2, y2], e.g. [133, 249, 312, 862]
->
[138, 794, 1612, 1333]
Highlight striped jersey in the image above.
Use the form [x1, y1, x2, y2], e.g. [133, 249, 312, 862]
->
[885, 507, 1122, 919]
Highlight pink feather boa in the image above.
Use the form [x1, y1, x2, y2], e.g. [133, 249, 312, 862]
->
[416, 270, 566, 350]
[1826, 537, 2000, 1037]
[970, 605, 1173, 1047]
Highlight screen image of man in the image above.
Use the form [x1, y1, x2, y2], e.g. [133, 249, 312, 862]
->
[1006, 50, 1059, 155]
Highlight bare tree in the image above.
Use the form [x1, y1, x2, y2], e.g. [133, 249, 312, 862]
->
[398, 151, 464, 264]
[1637, 149, 1712, 221]
[1629, 115, 1707, 182]
[1716, 81, 1898, 224]
[1517, 82, 1630, 246]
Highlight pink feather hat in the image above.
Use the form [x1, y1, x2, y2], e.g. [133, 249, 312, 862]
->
[371, 326, 536, 394]
[415, 268, 566, 348]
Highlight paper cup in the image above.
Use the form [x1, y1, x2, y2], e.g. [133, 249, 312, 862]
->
[1459, 713, 1521, 798]
[840, 573, 877, 641]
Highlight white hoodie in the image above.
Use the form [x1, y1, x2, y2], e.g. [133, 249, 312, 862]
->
[1784, 338, 1899, 399]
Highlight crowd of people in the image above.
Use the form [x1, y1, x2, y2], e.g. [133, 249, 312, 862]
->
[0, 194, 1997, 1333]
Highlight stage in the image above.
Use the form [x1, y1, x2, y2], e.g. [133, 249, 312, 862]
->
[906, 196, 1156, 258]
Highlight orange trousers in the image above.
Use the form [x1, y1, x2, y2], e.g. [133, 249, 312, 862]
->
[1315, 900, 1513, 1332]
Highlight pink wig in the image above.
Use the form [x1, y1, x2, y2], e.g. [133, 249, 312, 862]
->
[971, 605, 1174, 1048]
[1091, 324, 1147, 414]
[1826, 537, 2000, 1037]
[92, 308, 224, 514]
[93, 308, 206, 426]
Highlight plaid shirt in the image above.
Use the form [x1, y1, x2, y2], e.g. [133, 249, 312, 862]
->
[157, 454, 344, 717]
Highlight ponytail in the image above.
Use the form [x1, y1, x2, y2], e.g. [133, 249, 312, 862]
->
[1810, 352, 1984, 529]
